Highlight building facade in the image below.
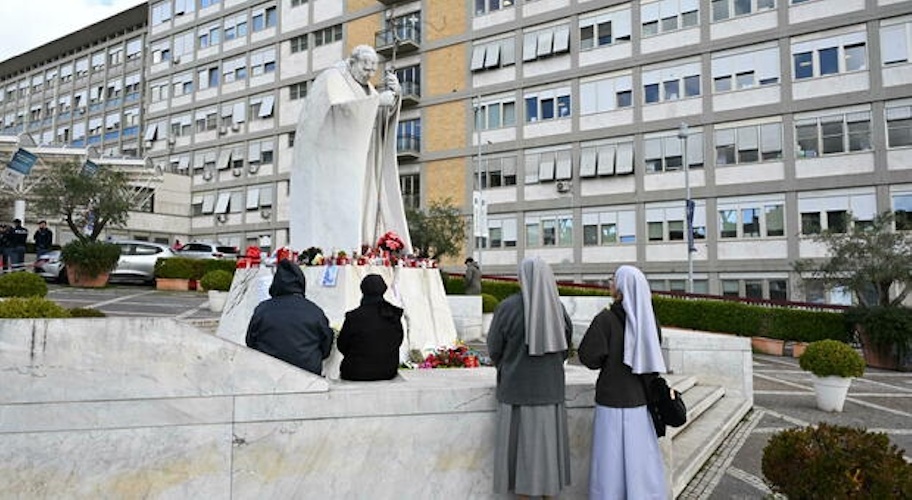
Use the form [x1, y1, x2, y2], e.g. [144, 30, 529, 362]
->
[2, 0, 912, 304]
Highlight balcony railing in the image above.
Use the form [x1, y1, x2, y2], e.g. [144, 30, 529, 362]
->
[400, 81, 420, 106]
[375, 24, 421, 58]
[396, 134, 420, 160]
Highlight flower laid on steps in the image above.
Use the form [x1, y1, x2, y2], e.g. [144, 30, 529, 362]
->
[417, 343, 489, 369]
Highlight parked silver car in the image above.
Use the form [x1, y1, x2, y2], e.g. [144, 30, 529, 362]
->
[111, 240, 175, 283]
[176, 242, 239, 260]
[35, 241, 175, 284]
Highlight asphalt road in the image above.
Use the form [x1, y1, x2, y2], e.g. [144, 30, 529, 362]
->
[45, 283, 219, 321]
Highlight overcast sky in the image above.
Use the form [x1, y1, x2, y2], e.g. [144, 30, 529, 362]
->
[0, 0, 146, 62]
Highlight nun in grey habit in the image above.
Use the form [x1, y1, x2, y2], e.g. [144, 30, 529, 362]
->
[487, 257, 574, 498]
[578, 265, 670, 499]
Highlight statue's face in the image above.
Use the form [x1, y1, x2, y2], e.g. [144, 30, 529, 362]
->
[350, 52, 378, 85]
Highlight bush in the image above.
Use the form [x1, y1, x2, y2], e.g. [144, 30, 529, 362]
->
[652, 296, 850, 342]
[481, 293, 500, 313]
[799, 339, 865, 378]
[762, 423, 912, 499]
[154, 257, 198, 279]
[68, 307, 106, 317]
[0, 272, 48, 298]
[61, 240, 121, 278]
[845, 306, 912, 360]
[0, 297, 70, 318]
[203, 259, 237, 275]
[200, 270, 234, 291]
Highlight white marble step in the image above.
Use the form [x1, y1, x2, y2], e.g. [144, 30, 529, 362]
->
[671, 393, 752, 497]
[668, 383, 726, 440]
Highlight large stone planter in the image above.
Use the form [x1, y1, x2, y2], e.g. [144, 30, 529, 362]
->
[859, 330, 912, 372]
[156, 278, 191, 291]
[65, 266, 109, 288]
[811, 375, 852, 412]
[207, 290, 227, 313]
[751, 336, 785, 356]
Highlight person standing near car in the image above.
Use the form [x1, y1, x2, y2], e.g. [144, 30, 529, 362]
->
[9, 219, 28, 269]
[0, 224, 9, 271]
[33, 220, 53, 257]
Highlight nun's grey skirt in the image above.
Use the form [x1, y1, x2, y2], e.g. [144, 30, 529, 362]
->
[493, 402, 571, 496]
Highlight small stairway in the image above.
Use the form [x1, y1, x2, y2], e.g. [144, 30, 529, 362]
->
[666, 375, 752, 497]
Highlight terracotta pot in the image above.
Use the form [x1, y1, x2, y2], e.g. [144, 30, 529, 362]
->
[751, 336, 785, 356]
[156, 278, 191, 291]
[860, 331, 912, 371]
[791, 342, 809, 358]
[66, 266, 109, 288]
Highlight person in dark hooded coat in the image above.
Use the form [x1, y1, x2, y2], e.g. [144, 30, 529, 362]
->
[337, 274, 404, 381]
[246, 259, 334, 376]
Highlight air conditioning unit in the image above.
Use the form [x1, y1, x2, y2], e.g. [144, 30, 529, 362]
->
[232, 167, 243, 177]
[216, 213, 227, 223]
[218, 126, 228, 135]
[231, 124, 240, 132]
[260, 208, 272, 219]
[555, 180, 572, 193]
[202, 169, 214, 181]
[172, 56, 181, 65]
[167, 137, 176, 146]
[248, 163, 260, 175]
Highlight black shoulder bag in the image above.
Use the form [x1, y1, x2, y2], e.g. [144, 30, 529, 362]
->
[640, 375, 687, 438]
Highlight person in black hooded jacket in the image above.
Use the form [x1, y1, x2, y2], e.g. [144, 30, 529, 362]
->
[337, 274, 404, 381]
[246, 259, 334, 376]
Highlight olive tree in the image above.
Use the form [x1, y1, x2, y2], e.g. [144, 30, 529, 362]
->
[406, 198, 468, 261]
[30, 162, 134, 242]
[793, 211, 912, 307]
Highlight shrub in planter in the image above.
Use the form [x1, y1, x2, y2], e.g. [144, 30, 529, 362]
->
[203, 259, 237, 275]
[762, 423, 912, 499]
[0, 297, 70, 318]
[845, 306, 912, 363]
[799, 339, 865, 378]
[0, 272, 48, 298]
[61, 240, 121, 280]
[154, 257, 198, 279]
[481, 293, 500, 313]
[200, 270, 234, 292]
[68, 307, 106, 317]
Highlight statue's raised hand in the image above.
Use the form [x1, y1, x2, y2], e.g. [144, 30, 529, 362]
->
[384, 71, 401, 95]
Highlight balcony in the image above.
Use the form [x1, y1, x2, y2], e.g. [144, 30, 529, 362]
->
[375, 24, 421, 58]
[396, 134, 420, 161]
[400, 81, 420, 106]
[376, 0, 408, 5]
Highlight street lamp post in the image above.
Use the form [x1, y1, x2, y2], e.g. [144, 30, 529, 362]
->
[473, 96, 484, 268]
[678, 123, 694, 293]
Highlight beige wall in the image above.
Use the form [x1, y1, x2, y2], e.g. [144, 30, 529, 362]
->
[345, 0, 376, 13]
[425, 158, 467, 208]
[425, 0, 467, 41]
[425, 44, 466, 97]
[425, 101, 466, 153]
[346, 13, 380, 53]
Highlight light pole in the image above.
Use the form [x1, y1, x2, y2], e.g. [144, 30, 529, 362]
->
[678, 123, 694, 293]
[473, 96, 484, 267]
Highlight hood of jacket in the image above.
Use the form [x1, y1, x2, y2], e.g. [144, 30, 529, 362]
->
[269, 260, 306, 297]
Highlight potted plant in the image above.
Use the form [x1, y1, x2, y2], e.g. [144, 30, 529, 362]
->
[798, 339, 865, 412]
[845, 306, 912, 371]
[154, 257, 197, 291]
[762, 423, 912, 498]
[61, 240, 121, 288]
[199, 269, 234, 312]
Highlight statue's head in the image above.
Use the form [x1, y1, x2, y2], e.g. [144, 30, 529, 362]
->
[348, 45, 379, 85]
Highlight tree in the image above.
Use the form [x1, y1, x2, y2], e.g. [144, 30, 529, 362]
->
[793, 211, 912, 307]
[31, 162, 134, 242]
[406, 198, 468, 261]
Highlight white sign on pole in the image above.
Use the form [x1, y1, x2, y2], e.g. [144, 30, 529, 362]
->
[472, 191, 489, 238]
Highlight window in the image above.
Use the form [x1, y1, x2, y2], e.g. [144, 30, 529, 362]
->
[881, 19, 911, 65]
[641, 0, 699, 37]
[719, 198, 785, 238]
[579, 140, 636, 177]
[714, 122, 782, 165]
[476, 156, 518, 188]
[198, 66, 220, 90]
[582, 209, 636, 245]
[397, 119, 421, 154]
[314, 25, 343, 47]
[579, 8, 632, 50]
[712, 0, 775, 22]
[400, 174, 420, 210]
[151, 40, 171, 64]
[223, 56, 247, 83]
[524, 88, 571, 123]
[250, 48, 277, 76]
[152, 1, 171, 25]
[796, 110, 871, 158]
[289, 81, 308, 100]
[470, 38, 515, 72]
[475, 97, 516, 130]
[801, 212, 821, 234]
[173, 30, 195, 58]
[476, 0, 516, 15]
[199, 25, 221, 48]
[171, 72, 194, 97]
[291, 0, 307, 6]
[643, 130, 704, 173]
[224, 14, 248, 41]
[642, 61, 701, 103]
[290, 34, 308, 53]
[886, 104, 912, 148]
[580, 75, 633, 115]
[525, 214, 573, 247]
[799, 191, 875, 234]
[486, 218, 518, 248]
[252, 6, 277, 32]
[712, 46, 779, 92]
[522, 25, 571, 63]
[645, 203, 705, 242]
[895, 193, 912, 231]
[250, 94, 275, 119]
[791, 32, 867, 79]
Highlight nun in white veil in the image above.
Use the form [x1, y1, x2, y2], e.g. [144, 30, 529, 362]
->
[578, 265, 670, 499]
[487, 257, 573, 498]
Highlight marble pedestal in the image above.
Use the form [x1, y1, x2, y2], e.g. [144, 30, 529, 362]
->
[216, 265, 457, 355]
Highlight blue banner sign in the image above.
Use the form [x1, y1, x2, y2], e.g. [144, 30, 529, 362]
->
[7, 148, 37, 175]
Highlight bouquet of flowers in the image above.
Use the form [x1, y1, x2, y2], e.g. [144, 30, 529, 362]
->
[418, 343, 486, 369]
[376, 231, 405, 255]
